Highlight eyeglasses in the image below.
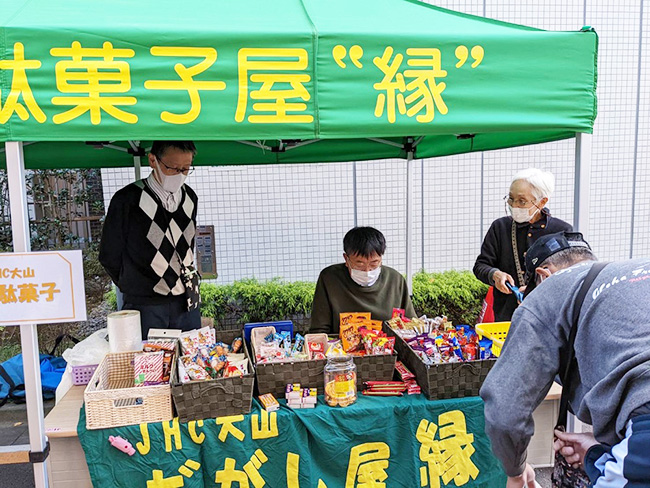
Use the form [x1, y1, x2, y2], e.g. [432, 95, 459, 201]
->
[503, 195, 537, 208]
[156, 155, 194, 176]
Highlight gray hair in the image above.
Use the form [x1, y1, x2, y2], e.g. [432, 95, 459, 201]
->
[541, 247, 597, 271]
[511, 168, 555, 201]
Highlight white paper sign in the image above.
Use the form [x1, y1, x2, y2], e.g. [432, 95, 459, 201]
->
[0, 250, 86, 325]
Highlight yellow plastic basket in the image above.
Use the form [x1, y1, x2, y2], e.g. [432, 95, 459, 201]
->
[475, 322, 511, 357]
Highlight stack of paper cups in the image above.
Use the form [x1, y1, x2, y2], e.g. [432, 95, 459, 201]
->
[107, 310, 143, 352]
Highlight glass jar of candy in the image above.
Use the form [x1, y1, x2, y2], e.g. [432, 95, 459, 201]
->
[324, 355, 357, 407]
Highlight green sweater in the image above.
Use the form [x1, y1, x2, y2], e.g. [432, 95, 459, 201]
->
[309, 263, 416, 334]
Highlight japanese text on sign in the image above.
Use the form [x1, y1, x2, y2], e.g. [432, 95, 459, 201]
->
[1, 41, 485, 126]
[0, 251, 86, 325]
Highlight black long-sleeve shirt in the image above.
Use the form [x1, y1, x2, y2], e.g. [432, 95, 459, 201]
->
[473, 210, 572, 321]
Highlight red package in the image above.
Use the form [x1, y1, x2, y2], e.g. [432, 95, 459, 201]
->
[308, 341, 326, 360]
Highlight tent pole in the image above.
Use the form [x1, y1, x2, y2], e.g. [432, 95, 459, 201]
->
[128, 140, 142, 180]
[569, 132, 592, 436]
[352, 162, 358, 227]
[6, 141, 50, 488]
[406, 144, 414, 296]
[573, 132, 592, 236]
[133, 142, 142, 180]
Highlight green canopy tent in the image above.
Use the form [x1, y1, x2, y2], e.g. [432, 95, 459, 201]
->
[0, 0, 597, 486]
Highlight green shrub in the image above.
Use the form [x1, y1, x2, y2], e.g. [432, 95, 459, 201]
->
[105, 288, 117, 311]
[412, 270, 488, 325]
[201, 278, 315, 325]
[200, 283, 231, 321]
[0, 343, 22, 363]
[104, 272, 487, 327]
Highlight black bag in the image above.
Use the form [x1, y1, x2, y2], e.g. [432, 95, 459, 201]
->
[179, 262, 201, 312]
[551, 262, 608, 488]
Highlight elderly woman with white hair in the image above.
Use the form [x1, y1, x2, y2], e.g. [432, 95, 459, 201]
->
[473, 168, 572, 321]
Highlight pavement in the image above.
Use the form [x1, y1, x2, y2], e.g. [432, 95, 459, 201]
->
[0, 399, 54, 488]
[535, 467, 553, 487]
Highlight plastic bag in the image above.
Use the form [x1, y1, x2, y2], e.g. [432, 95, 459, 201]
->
[57, 329, 110, 402]
[62, 328, 109, 367]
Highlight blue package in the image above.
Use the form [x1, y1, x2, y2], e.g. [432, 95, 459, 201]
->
[479, 338, 493, 360]
[244, 321, 294, 343]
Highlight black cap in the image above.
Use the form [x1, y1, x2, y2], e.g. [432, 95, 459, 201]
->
[524, 231, 591, 295]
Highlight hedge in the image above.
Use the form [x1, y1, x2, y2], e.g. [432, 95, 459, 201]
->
[106, 271, 488, 329]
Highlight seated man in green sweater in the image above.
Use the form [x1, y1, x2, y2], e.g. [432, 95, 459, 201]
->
[309, 227, 416, 334]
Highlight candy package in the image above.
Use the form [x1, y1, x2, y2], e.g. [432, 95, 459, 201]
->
[259, 393, 280, 412]
[134, 351, 165, 386]
[177, 357, 191, 383]
[231, 337, 243, 354]
[304, 333, 328, 360]
[291, 334, 305, 355]
[143, 340, 176, 383]
[340, 321, 362, 352]
[326, 340, 346, 357]
[479, 338, 493, 360]
[179, 326, 214, 356]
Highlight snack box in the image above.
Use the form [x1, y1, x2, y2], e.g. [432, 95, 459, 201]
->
[383, 323, 496, 400]
[244, 321, 293, 342]
[171, 328, 254, 422]
[251, 338, 396, 398]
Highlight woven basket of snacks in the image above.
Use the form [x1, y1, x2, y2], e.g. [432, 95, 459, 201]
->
[252, 314, 396, 398]
[84, 351, 173, 430]
[384, 311, 496, 400]
[171, 327, 254, 422]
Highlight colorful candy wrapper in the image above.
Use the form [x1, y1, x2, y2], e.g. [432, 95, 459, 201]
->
[279, 331, 292, 356]
[259, 393, 280, 412]
[326, 340, 346, 357]
[231, 337, 243, 354]
[391, 308, 405, 319]
[308, 341, 326, 360]
[134, 351, 164, 386]
[209, 355, 227, 376]
[179, 329, 200, 356]
[199, 326, 215, 346]
[212, 342, 230, 357]
[291, 334, 305, 355]
[178, 357, 191, 383]
[479, 338, 493, 360]
[285, 383, 302, 401]
[462, 343, 478, 361]
[340, 321, 362, 352]
[223, 365, 243, 378]
[229, 358, 249, 376]
[395, 361, 415, 381]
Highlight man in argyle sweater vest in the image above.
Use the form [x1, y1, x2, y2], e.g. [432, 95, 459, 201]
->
[99, 141, 201, 336]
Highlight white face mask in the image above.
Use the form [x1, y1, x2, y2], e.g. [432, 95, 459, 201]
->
[156, 163, 187, 193]
[509, 204, 539, 224]
[350, 266, 381, 287]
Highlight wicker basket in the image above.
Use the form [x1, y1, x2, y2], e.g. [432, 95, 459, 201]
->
[171, 329, 254, 422]
[254, 352, 397, 398]
[384, 324, 496, 400]
[84, 351, 173, 430]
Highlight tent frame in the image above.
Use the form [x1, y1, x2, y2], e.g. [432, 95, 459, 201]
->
[6, 131, 592, 487]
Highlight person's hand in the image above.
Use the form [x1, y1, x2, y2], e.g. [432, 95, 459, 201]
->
[493, 270, 515, 294]
[506, 463, 536, 488]
[554, 429, 599, 469]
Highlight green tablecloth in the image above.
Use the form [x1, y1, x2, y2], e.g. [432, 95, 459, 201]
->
[77, 394, 506, 487]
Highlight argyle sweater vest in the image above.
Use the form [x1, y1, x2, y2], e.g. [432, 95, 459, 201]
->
[99, 179, 198, 301]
